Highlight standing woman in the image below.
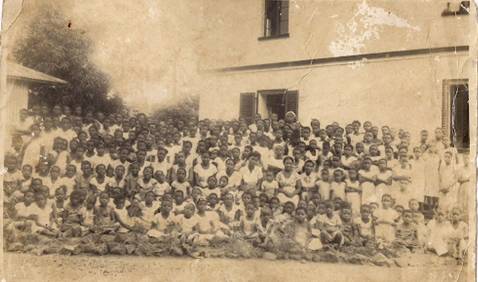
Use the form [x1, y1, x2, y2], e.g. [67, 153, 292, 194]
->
[276, 156, 302, 206]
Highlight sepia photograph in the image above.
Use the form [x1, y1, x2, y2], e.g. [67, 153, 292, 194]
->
[0, 0, 476, 281]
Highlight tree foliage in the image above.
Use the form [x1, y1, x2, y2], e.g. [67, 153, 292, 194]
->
[13, 6, 123, 114]
[152, 95, 199, 125]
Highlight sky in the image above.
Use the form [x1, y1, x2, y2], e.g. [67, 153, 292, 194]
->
[2, 0, 205, 113]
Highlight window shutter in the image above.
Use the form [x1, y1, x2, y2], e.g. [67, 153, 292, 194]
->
[240, 92, 256, 124]
[285, 90, 298, 117]
[279, 0, 289, 34]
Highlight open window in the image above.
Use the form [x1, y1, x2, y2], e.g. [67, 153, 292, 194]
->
[260, 0, 289, 40]
[256, 89, 298, 120]
[442, 79, 469, 151]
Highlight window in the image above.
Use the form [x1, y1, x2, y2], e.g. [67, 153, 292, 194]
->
[260, 0, 289, 40]
[251, 89, 299, 121]
[442, 79, 469, 151]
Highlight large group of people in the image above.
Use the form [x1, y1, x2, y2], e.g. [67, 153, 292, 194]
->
[2, 103, 470, 261]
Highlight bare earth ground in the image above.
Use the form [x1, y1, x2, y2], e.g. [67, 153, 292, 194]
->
[0, 253, 469, 282]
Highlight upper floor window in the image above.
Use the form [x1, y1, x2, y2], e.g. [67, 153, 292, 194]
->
[261, 0, 289, 40]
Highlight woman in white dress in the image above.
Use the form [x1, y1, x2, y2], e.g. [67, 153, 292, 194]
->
[276, 157, 302, 206]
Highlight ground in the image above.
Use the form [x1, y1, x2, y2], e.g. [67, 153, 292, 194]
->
[0, 253, 470, 282]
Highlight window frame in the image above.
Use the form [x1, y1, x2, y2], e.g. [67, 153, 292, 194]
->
[259, 0, 290, 41]
[442, 79, 469, 151]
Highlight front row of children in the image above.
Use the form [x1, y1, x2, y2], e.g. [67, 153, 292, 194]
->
[5, 182, 468, 261]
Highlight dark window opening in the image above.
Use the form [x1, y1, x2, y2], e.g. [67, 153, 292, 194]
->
[450, 83, 469, 151]
[263, 0, 289, 38]
[256, 89, 298, 120]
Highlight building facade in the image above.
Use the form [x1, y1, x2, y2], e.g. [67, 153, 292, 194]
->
[3, 61, 67, 148]
[198, 0, 474, 150]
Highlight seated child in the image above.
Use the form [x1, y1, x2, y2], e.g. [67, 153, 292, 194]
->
[374, 194, 398, 246]
[306, 202, 317, 222]
[356, 204, 375, 247]
[152, 171, 172, 199]
[28, 192, 56, 236]
[217, 192, 240, 227]
[425, 207, 453, 256]
[270, 196, 283, 217]
[449, 207, 468, 260]
[93, 191, 119, 233]
[316, 201, 343, 247]
[135, 166, 158, 201]
[203, 176, 221, 199]
[176, 203, 199, 248]
[292, 207, 322, 251]
[61, 190, 87, 237]
[171, 168, 191, 197]
[393, 210, 419, 252]
[51, 187, 67, 230]
[192, 198, 230, 246]
[207, 193, 220, 211]
[147, 200, 177, 239]
[408, 199, 426, 247]
[261, 170, 279, 199]
[238, 203, 262, 243]
[340, 204, 359, 246]
[83, 194, 97, 230]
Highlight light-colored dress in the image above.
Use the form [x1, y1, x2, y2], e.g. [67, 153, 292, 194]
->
[276, 171, 300, 206]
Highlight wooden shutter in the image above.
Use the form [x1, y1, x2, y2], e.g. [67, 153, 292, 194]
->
[285, 90, 298, 117]
[279, 0, 289, 34]
[240, 92, 256, 124]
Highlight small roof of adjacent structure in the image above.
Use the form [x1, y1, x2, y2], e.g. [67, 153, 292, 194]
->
[7, 61, 67, 85]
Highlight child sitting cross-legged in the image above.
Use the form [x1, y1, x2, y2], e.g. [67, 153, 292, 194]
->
[61, 190, 87, 237]
[356, 204, 375, 247]
[93, 191, 119, 234]
[340, 204, 359, 246]
[393, 209, 419, 253]
[316, 201, 343, 248]
[192, 198, 230, 246]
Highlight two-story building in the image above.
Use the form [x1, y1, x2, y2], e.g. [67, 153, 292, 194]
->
[198, 0, 474, 150]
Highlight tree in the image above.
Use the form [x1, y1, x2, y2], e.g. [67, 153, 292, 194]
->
[13, 6, 123, 114]
[152, 95, 199, 125]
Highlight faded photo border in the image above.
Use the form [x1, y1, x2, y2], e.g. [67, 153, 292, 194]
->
[0, 1, 477, 281]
